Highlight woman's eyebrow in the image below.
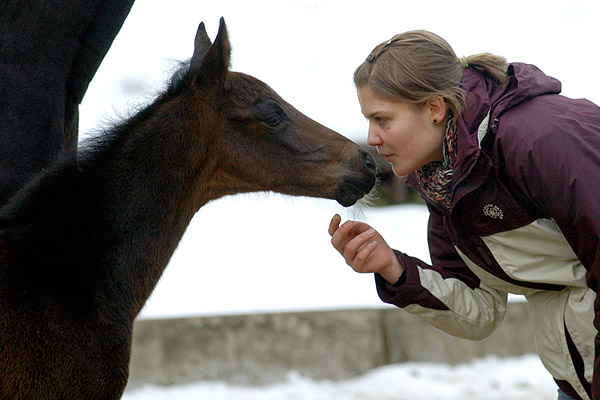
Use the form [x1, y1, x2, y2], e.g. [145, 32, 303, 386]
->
[365, 110, 386, 119]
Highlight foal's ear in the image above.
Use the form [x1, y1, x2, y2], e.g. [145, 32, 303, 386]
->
[191, 18, 231, 91]
[190, 22, 212, 69]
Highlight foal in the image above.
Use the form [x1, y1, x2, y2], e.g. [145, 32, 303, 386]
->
[0, 19, 375, 400]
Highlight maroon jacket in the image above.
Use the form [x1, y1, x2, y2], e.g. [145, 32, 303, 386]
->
[376, 64, 600, 400]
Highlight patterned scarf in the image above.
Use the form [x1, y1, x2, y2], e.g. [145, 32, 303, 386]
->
[415, 117, 457, 211]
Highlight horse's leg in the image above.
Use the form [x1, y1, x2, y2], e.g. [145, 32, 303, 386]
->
[0, 0, 134, 206]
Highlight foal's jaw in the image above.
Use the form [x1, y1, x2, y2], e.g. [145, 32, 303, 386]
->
[199, 138, 376, 207]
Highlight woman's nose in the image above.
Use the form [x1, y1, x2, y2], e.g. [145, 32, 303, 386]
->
[366, 125, 382, 147]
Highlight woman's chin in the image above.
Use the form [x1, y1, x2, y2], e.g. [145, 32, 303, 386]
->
[390, 163, 413, 178]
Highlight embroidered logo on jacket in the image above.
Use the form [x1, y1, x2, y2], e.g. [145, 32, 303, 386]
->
[483, 204, 504, 219]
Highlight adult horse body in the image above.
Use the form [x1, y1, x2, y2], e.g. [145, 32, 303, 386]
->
[0, 19, 376, 400]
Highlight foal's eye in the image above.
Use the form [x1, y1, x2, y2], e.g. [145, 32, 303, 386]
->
[264, 111, 285, 127]
[260, 103, 286, 127]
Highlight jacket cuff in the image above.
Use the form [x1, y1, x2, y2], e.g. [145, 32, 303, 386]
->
[374, 250, 413, 307]
[375, 250, 449, 311]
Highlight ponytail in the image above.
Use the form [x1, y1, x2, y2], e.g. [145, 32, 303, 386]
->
[464, 52, 509, 85]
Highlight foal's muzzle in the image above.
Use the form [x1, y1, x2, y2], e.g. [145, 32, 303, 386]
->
[335, 150, 377, 207]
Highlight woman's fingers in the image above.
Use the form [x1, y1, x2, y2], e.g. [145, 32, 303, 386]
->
[353, 239, 378, 270]
[343, 228, 376, 257]
[329, 218, 357, 251]
[328, 216, 403, 281]
[328, 214, 342, 236]
[343, 228, 377, 268]
[329, 215, 383, 272]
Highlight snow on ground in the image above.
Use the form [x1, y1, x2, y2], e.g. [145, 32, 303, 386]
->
[130, 197, 539, 399]
[123, 355, 557, 400]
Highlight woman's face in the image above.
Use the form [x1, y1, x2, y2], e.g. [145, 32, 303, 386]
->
[358, 86, 446, 177]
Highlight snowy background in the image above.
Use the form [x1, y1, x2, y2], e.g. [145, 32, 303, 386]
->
[76, 0, 599, 398]
[123, 355, 558, 400]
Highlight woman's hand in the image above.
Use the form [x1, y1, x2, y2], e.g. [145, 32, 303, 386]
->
[328, 214, 404, 284]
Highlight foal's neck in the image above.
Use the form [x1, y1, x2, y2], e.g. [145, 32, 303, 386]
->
[84, 104, 217, 318]
[0, 98, 218, 321]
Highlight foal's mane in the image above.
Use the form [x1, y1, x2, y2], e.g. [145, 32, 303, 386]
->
[0, 61, 198, 229]
[83, 60, 195, 154]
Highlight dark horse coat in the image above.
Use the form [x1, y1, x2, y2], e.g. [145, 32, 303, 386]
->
[0, 0, 135, 205]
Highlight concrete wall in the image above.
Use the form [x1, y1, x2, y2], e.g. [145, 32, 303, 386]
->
[128, 302, 535, 388]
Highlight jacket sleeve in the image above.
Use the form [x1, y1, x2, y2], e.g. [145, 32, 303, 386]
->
[375, 203, 508, 340]
[499, 96, 600, 398]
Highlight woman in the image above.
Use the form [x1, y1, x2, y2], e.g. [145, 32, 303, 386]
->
[329, 30, 600, 400]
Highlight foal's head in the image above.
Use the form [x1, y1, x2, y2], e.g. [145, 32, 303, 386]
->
[170, 19, 376, 207]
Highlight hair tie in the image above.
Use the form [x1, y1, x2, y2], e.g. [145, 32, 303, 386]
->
[459, 56, 469, 68]
[367, 37, 396, 63]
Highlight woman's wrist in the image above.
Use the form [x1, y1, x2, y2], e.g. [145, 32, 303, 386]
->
[379, 256, 405, 284]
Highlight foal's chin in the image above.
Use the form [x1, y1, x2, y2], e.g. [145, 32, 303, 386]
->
[334, 176, 376, 207]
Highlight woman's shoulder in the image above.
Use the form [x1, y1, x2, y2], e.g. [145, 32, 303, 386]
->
[489, 94, 600, 184]
[497, 94, 600, 143]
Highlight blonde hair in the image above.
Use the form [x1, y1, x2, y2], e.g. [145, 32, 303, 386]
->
[354, 30, 508, 121]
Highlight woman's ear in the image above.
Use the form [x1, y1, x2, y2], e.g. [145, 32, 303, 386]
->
[427, 96, 448, 125]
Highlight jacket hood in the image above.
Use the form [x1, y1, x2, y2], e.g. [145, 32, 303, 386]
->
[406, 63, 562, 198]
[451, 63, 562, 180]
[461, 62, 562, 135]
